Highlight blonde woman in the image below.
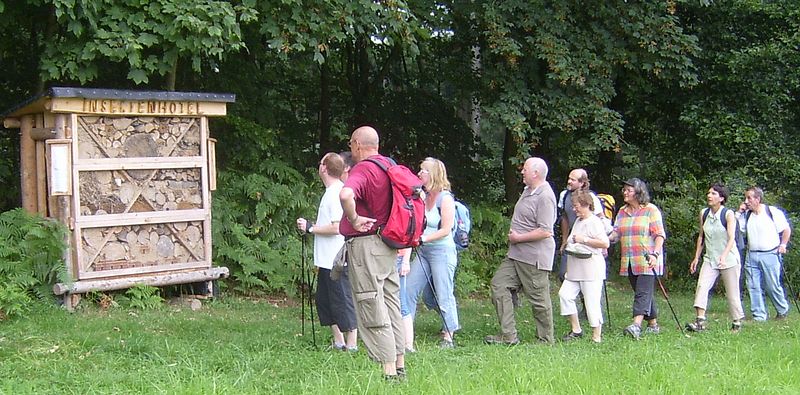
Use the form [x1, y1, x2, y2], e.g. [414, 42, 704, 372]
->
[403, 157, 460, 349]
[558, 190, 609, 343]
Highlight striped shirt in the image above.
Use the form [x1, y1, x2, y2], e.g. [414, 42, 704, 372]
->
[614, 203, 666, 276]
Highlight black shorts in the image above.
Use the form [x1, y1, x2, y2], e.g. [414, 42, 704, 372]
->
[315, 267, 357, 332]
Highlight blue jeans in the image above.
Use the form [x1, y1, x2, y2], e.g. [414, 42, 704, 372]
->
[745, 251, 789, 320]
[395, 256, 410, 317]
[404, 243, 460, 332]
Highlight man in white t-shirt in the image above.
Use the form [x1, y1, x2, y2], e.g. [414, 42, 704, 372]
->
[736, 186, 792, 321]
[297, 152, 358, 351]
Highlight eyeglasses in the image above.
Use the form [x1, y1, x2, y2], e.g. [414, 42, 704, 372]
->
[621, 188, 635, 194]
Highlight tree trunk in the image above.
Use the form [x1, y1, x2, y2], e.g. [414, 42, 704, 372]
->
[318, 59, 332, 154]
[502, 126, 519, 209]
[165, 58, 178, 91]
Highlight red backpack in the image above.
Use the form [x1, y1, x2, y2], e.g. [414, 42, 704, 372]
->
[365, 157, 426, 249]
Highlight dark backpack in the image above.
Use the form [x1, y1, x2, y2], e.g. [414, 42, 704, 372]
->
[701, 207, 744, 251]
[365, 157, 426, 249]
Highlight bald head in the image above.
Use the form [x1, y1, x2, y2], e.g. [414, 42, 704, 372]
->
[353, 126, 379, 148]
[349, 126, 380, 162]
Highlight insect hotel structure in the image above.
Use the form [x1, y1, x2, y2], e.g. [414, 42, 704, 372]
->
[2, 87, 234, 308]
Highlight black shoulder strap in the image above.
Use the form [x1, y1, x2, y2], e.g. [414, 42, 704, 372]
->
[720, 207, 729, 229]
[365, 157, 389, 173]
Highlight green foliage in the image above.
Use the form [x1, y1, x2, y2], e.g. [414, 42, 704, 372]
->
[116, 284, 163, 310]
[0, 284, 33, 319]
[38, 0, 257, 85]
[0, 209, 68, 319]
[212, 167, 316, 296]
[657, 177, 707, 290]
[455, 205, 512, 295]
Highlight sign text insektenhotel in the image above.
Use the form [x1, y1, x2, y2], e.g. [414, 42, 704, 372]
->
[81, 99, 204, 116]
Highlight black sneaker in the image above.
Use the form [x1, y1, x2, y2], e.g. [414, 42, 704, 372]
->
[776, 313, 788, 320]
[731, 321, 742, 333]
[561, 331, 584, 342]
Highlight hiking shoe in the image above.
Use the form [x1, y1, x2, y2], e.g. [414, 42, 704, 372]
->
[644, 324, 661, 335]
[731, 321, 742, 333]
[776, 313, 788, 320]
[484, 334, 520, 345]
[439, 339, 455, 349]
[384, 374, 406, 383]
[686, 317, 706, 332]
[561, 331, 584, 342]
[623, 324, 641, 340]
[396, 367, 406, 377]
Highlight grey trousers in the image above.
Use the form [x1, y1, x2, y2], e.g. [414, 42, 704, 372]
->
[490, 257, 554, 343]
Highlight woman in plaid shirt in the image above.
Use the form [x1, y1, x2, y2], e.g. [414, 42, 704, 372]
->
[610, 178, 666, 340]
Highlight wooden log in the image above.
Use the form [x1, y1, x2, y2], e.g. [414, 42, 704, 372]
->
[53, 267, 229, 295]
[3, 118, 20, 128]
[30, 127, 56, 140]
[20, 115, 37, 213]
[36, 141, 47, 215]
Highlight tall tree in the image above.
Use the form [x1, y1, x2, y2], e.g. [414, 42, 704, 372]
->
[1, 0, 256, 90]
[474, 0, 700, 203]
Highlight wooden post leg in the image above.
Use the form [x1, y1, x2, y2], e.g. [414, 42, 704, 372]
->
[63, 294, 81, 311]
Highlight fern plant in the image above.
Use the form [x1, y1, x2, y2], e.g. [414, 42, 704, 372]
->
[212, 164, 317, 296]
[117, 284, 163, 310]
[0, 208, 68, 319]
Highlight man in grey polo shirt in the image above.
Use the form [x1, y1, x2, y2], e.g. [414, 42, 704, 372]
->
[485, 157, 557, 345]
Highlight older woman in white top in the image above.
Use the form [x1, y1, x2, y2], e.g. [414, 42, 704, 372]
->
[558, 190, 610, 343]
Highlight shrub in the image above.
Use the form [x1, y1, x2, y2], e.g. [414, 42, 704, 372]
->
[0, 208, 68, 319]
[455, 205, 511, 297]
[212, 165, 316, 296]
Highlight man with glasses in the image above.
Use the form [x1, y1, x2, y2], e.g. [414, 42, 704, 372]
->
[485, 157, 557, 345]
[339, 126, 406, 381]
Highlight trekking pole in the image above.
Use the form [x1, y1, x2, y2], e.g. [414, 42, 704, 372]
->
[308, 266, 318, 348]
[300, 234, 307, 337]
[651, 268, 686, 335]
[779, 254, 800, 315]
[603, 280, 611, 327]
[415, 247, 453, 345]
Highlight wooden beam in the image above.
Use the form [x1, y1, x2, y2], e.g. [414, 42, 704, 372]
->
[78, 261, 209, 280]
[74, 157, 204, 171]
[75, 208, 208, 228]
[53, 267, 229, 295]
[3, 118, 20, 128]
[20, 115, 37, 213]
[49, 98, 228, 117]
[30, 127, 56, 140]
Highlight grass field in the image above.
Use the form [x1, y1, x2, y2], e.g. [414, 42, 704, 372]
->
[0, 281, 798, 394]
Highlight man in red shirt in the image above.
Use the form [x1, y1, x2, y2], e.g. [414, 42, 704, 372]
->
[339, 126, 406, 381]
